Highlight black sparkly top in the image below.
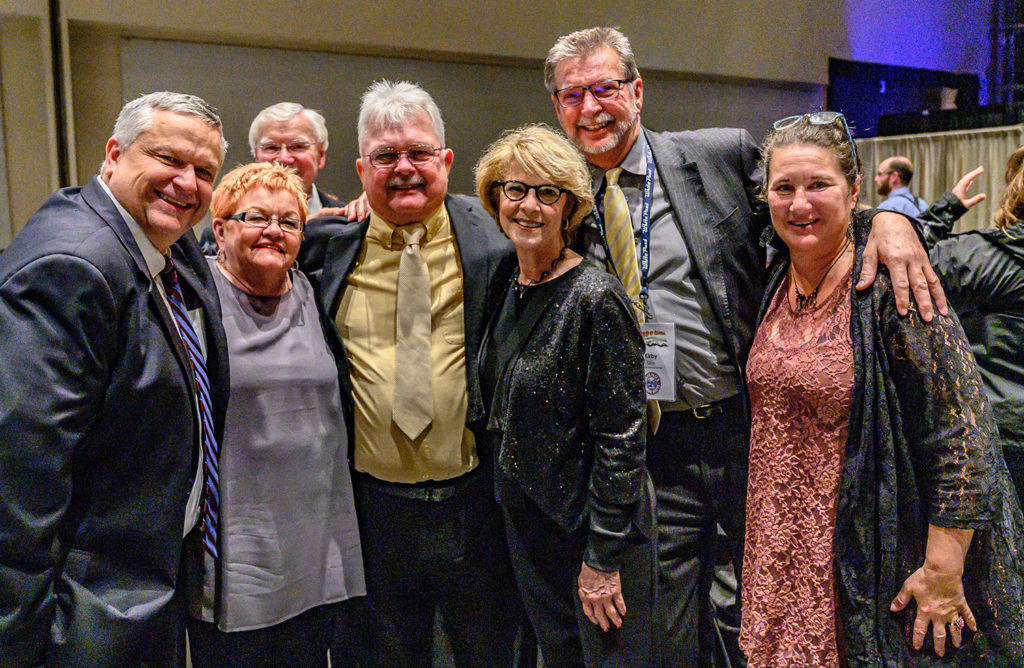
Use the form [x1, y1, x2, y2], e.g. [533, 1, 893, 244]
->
[480, 259, 650, 570]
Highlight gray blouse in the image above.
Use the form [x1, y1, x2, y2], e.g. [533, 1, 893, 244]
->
[208, 258, 364, 631]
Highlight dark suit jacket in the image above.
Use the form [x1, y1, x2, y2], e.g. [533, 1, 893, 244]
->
[300, 194, 516, 441]
[578, 126, 768, 377]
[0, 177, 228, 667]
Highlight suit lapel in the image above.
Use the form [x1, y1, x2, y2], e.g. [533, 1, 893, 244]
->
[149, 284, 197, 399]
[319, 219, 370, 316]
[81, 177, 151, 280]
[81, 177, 198, 406]
[447, 195, 488, 339]
[645, 128, 733, 337]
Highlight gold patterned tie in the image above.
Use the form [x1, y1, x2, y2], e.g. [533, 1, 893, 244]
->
[392, 223, 434, 440]
[604, 168, 644, 321]
[604, 169, 661, 432]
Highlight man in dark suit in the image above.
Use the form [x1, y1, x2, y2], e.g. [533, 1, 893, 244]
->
[545, 27, 949, 667]
[300, 80, 520, 667]
[0, 91, 229, 667]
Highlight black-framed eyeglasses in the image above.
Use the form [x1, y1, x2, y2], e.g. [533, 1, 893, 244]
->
[229, 211, 304, 234]
[496, 180, 568, 205]
[554, 79, 633, 107]
[365, 144, 443, 168]
[256, 140, 316, 157]
[772, 111, 859, 167]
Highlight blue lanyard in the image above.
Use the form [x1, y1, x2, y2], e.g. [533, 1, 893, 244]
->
[596, 141, 656, 314]
[638, 141, 655, 306]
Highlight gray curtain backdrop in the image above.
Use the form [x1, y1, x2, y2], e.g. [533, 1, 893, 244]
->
[858, 124, 1024, 232]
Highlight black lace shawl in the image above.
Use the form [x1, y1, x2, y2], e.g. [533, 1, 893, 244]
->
[757, 211, 1024, 666]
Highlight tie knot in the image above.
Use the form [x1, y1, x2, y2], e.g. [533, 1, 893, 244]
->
[160, 256, 179, 286]
[397, 223, 426, 250]
[605, 167, 624, 187]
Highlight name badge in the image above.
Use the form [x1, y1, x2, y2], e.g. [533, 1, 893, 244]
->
[642, 322, 676, 401]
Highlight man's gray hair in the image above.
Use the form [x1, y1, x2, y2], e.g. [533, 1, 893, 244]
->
[544, 27, 641, 94]
[248, 102, 329, 155]
[111, 91, 227, 157]
[357, 80, 445, 153]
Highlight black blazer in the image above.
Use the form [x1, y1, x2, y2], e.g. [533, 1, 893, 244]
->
[300, 194, 516, 439]
[577, 127, 768, 377]
[481, 261, 652, 568]
[0, 177, 228, 667]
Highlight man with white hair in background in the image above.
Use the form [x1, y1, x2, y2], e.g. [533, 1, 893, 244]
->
[200, 101, 351, 255]
[249, 101, 347, 218]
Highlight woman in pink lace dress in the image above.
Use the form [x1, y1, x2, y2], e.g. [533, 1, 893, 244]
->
[740, 113, 1024, 667]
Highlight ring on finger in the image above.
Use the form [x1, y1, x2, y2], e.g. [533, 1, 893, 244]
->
[951, 615, 965, 629]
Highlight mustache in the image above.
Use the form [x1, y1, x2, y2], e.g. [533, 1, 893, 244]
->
[579, 112, 615, 127]
[387, 174, 426, 188]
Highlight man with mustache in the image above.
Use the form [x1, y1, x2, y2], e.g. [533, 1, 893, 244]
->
[301, 80, 520, 666]
[545, 26, 949, 667]
[0, 91, 229, 666]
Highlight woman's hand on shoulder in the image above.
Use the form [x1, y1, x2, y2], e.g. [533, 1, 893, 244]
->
[577, 562, 626, 632]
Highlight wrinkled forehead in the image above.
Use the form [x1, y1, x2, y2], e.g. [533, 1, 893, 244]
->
[361, 111, 440, 152]
[258, 115, 317, 144]
[139, 110, 225, 163]
[553, 47, 626, 87]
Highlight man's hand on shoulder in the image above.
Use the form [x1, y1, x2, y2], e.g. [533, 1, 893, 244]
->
[333, 192, 370, 222]
[857, 211, 948, 321]
[308, 207, 347, 220]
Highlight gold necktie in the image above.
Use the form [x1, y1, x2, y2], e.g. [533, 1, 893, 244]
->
[605, 168, 662, 433]
[392, 223, 433, 440]
[604, 168, 644, 321]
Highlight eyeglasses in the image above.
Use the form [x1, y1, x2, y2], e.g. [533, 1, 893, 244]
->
[496, 180, 568, 205]
[229, 211, 304, 234]
[365, 144, 443, 169]
[256, 140, 316, 157]
[554, 79, 633, 107]
[772, 111, 859, 167]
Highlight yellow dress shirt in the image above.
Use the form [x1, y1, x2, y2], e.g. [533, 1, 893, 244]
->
[336, 204, 477, 483]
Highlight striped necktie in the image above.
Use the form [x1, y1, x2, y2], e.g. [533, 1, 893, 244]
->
[160, 261, 219, 559]
[603, 168, 644, 321]
[604, 168, 662, 432]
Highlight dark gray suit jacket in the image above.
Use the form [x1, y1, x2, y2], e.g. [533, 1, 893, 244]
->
[579, 126, 768, 379]
[300, 194, 516, 441]
[0, 177, 228, 667]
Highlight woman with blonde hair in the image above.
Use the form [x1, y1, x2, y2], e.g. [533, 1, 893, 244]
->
[474, 124, 655, 666]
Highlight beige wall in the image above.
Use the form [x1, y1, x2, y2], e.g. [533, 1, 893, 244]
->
[63, 0, 845, 84]
[0, 0, 995, 236]
[0, 4, 58, 242]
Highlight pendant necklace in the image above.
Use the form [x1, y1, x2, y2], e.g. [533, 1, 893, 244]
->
[514, 246, 568, 298]
[791, 238, 851, 311]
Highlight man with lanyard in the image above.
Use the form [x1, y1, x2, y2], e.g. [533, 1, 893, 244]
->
[545, 26, 949, 667]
